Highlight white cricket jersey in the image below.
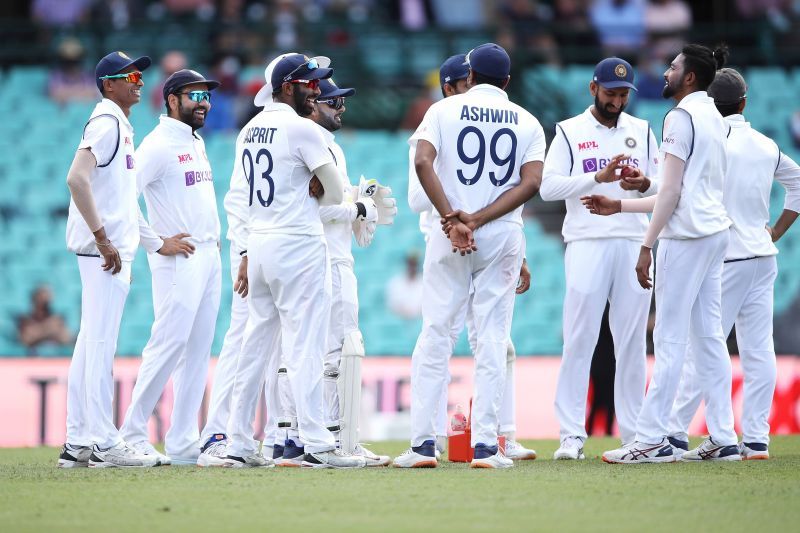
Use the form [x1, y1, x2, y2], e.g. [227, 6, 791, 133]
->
[542, 107, 660, 243]
[409, 84, 546, 228]
[723, 114, 800, 260]
[317, 125, 357, 265]
[237, 102, 333, 236]
[136, 116, 221, 252]
[407, 141, 438, 241]
[659, 91, 731, 239]
[66, 98, 140, 261]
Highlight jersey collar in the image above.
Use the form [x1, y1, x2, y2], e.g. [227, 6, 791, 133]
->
[315, 123, 335, 144]
[583, 106, 629, 130]
[158, 114, 198, 138]
[261, 101, 296, 113]
[465, 84, 509, 100]
[725, 114, 748, 128]
[100, 98, 133, 131]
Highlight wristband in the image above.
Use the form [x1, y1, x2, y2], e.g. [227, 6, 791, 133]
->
[355, 201, 367, 219]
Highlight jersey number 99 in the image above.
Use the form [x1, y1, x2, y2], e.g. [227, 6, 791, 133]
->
[456, 127, 517, 187]
[242, 148, 274, 207]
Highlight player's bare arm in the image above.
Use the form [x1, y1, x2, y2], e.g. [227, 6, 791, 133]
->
[416, 139, 476, 254]
[443, 160, 543, 235]
[768, 209, 799, 242]
[234, 254, 248, 297]
[309, 175, 323, 198]
[66, 148, 122, 274]
[516, 258, 531, 294]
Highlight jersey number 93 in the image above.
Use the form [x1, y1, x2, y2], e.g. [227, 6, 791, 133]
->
[243, 148, 274, 207]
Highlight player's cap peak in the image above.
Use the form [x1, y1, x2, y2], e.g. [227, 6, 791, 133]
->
[95, 51, 151, 92]
[593, 57, 637, 91]
[708, 67, 747, 105]
[439, 54, 469, 87]
[319, 78, 355, 99]
[466, 43, 511, 80]
[162, 69, 220, 101]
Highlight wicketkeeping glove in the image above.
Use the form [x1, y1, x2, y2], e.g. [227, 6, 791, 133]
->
[353, 219, 377, 247]
[357, 175, 397, 226]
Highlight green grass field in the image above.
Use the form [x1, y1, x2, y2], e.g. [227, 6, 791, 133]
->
[2, 436, 799, 532]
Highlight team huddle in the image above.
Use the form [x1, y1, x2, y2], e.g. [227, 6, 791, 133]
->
[58, 40, 799, 469]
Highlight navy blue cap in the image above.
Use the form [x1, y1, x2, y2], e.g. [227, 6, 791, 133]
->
[270, 54, 333, 92]
[318, 78, 355, 99]
[465, 43, 510, 80]
[439, 54, 469, 87]
[95, 51, 151, 92]
[163, 69, 221, 100]
[593, 57, 637, 91]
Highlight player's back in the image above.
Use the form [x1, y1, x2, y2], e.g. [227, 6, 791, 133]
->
[237, 102, 332, 236]
[419, 84, 545, 227]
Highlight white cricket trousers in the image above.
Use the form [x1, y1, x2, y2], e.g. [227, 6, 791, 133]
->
[121, 243, 221, 457]
[555, 239, 650, 444]
[323, 261, 359, 429]
[669, 255, 777, 444]
[411, 222, 523, 448]
[226, 233, 335, 457]
[66, 256, 131, 448]
[199, 247, 280, 447]
[636, 230, 737, 446]
[433, 308, 516, 437]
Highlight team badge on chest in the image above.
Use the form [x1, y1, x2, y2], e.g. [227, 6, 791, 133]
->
[625, 137, 637, 149]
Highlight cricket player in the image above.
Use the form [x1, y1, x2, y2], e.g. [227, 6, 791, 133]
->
[667, 68, 800, 460]
[119, 69, 222, 465]
[60, 51, 159, 468]
[222, 53, 364, 468]
[541, 57, 659, 459]
[196, 53, 295, 468]
[395, 43, 545, 469]
[583, 44, 739, 463]
[407, 54, 536, 462]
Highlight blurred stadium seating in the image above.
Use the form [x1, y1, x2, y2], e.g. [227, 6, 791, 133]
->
[1, 64, 799, 357]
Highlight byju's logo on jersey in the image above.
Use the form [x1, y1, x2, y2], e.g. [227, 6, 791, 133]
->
[185, 170, 212, 186]
[582, 158, 598, 172]
[578, 141, 599, 151]
[185, 171, 196, 186]
[126, 155, 134, 169]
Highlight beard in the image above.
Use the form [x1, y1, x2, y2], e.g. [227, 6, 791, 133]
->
[662, 79, 680, 99]
[594, 95, 625, 121]
[178, 99, 205, 130]
[294, 89, 314, 117]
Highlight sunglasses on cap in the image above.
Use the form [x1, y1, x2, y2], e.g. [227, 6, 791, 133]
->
[99, 71, 143, 84]
[177, 90, 212, 103]
[283, 58, 319, 83]
[290, 79, 320, 90]
[316, 96, 345, 110]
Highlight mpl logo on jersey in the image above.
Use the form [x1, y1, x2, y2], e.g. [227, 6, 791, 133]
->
[582, 157, 640, 173]
[185, 170, 212, 186]
[178, 153, 193, 164]
[577, 140, 599, 151]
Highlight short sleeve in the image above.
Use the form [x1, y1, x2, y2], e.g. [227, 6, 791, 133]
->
[295, 120, 334, 172]
[522, 118, 546, 164]
[409, 105, 441, 152]
[78, 115, 119, 167]
[660, 109, 693, 162]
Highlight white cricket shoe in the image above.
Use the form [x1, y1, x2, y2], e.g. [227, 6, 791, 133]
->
[681, 437, 741, 462]
[504, 439, 537, 460]
[554, 436, 585, 460]
[667, 436, 689, 460]
[470, 444, 514, 469]
[392, 440, 438, 468]
[302, 449, 366, 469]
[739, 442, 769, 460]
[197, 434, 228, 467]
[57, 443, 92, 468]
[130, 440, 171, 466]
[353, 443, 391, 467]
[222, 452, 274, 468]
[602, 439, 676, 464]
[88, 442, 161, 468]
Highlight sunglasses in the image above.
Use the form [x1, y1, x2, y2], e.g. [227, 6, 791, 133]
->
[99, 71, 143, 84]
[317, 96, 345, 110]
[290, 79, 320, 90]
[283, 58, 319, 82]
[178, 90, 212, 103]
